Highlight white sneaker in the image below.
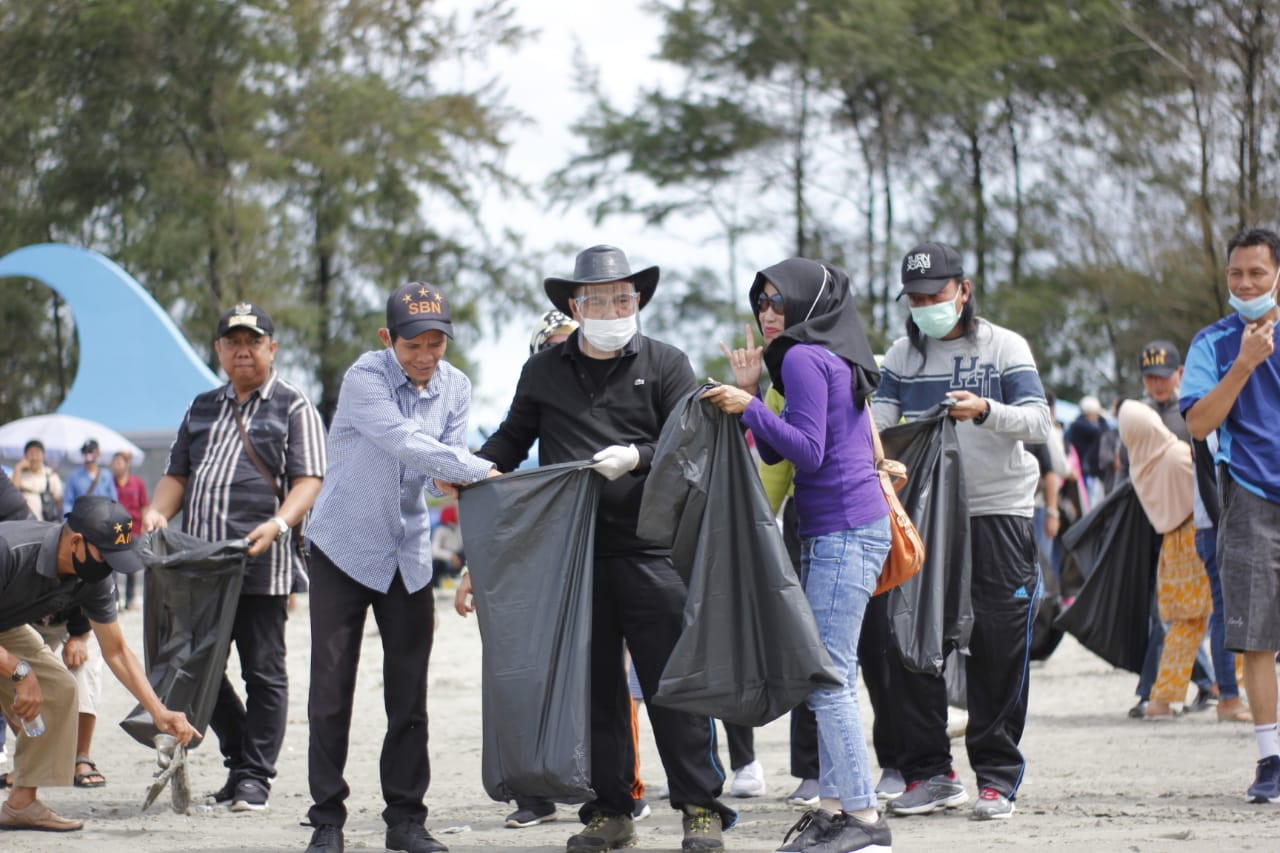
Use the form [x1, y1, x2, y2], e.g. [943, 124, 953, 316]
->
[729, 760, 767, 798]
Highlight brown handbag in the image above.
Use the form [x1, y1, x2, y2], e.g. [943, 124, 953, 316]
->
[868, 417, 924, 596]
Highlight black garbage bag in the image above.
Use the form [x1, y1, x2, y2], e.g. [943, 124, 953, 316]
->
[1029, 555, 1065, 661]
[878, 409, 974, 676]
[120, 529, 247, 747]
[459, 462, 600, 804]
[638, 386, 840, 727]
[1054, 480, 1158, 673]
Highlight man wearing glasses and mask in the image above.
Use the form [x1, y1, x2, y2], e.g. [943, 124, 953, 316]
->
[470, 245, 735, 853]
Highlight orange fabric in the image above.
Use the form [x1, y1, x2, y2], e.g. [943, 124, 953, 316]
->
[1151, 521, 1213, 704]
[1156, 521, 1211, 622]
[1152, 616, 1209, 703]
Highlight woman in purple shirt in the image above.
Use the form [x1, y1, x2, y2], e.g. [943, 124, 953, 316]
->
[703, 258, 891, 853]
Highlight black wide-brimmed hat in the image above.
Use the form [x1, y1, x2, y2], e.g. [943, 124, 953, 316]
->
[543, 245, 660, 316]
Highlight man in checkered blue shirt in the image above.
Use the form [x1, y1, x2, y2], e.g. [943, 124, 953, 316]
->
[301, 281, 496, 853]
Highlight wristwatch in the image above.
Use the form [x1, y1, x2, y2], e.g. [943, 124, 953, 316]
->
[270, 516, 290, 541]
[973, 399, 991, 425]
[11, 660, 31, 683]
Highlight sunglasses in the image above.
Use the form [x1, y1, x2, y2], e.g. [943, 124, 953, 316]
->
[755, 292, 785, 314]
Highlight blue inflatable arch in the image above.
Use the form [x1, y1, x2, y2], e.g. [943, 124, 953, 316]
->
[0, 243, 219, 433]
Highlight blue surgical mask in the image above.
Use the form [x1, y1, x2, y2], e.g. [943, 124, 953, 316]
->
[1228, 269, 1280, 321]
[910, 291, 962, 339]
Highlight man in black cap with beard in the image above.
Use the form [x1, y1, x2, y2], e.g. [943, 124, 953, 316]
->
[465, 245, 734, 852]
[0, 496, 200, 832]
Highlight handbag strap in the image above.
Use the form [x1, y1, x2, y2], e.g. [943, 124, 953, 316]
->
[231, 402, 308, 556]
[231, 403, 287, 506]
[866, 404, 886, 466]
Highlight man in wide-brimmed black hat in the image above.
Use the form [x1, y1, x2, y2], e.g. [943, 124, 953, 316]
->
[469, 244, 735, 852]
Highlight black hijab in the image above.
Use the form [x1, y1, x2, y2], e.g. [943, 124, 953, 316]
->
[750, 258, 879, 403]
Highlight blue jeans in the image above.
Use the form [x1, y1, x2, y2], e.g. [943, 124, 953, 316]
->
[801, 515, 890, 812]
[1196, 527, 1239, 699]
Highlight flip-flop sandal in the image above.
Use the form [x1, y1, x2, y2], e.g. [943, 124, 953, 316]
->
[74, 757, 107, 788]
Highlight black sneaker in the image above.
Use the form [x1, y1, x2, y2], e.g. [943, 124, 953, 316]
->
[808, 813, 892, 853]
[230, 778, 269, 812]
[1247, 754, 1280, 804]
[386, 820, 448, 853]
[566, 813, 637, 852]
[304, 823, 344, 853]
[1184, 687, 1217, 714]
[776, 809, 836, 852]
[506, 800, 558, 828]
[205, 775, 236, 807]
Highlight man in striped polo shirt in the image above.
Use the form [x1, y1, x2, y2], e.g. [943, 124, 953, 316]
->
[143, 302, 326, 814]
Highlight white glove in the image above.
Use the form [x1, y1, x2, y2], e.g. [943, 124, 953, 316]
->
[590, 444, 641, 481]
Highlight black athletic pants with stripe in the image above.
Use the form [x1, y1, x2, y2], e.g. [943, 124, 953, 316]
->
[878, 514, 1039, 799]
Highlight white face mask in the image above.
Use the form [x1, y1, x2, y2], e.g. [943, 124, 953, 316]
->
[580, 314, 637, 352]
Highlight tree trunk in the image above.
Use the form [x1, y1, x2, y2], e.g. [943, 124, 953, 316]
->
[792, 69, 811, 258]
[1190, 80, 1222, 314]
[313, 201, 339, 424]
[1005, 97, 1023, 290]
[206, 245, 223, 373]
[967, 123, 987, 296]
[877, 91, 894, 335]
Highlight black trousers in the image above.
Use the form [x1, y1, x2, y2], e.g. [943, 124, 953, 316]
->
[892, 515, 1039, 798]
[858, 591, 910, 772]
[210, 593, 289, 786]
[724, 722, 755, 771]
[306, 547, 435, 829]
[582, 552, 734, 829]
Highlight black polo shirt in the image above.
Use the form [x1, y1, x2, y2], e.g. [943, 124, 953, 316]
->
[0, 520, 116, 633]
[166, 371, 326, 595]
[478, 331, 696, 555]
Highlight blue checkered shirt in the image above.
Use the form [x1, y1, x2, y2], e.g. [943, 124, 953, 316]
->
[308, 349, 494, 593]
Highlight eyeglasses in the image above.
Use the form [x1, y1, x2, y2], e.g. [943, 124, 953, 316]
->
[574, 292, 640, 315]
[755, 293, 785, 314]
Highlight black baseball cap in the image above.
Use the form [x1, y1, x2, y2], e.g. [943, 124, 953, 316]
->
[80, 439, 99, 454]
[1140, 340, 1182, 377]
[217, 302, 274, 338]
[899, 242, 965, 297]
[387, 282, 454, 339]
[66, 496, 145, 574]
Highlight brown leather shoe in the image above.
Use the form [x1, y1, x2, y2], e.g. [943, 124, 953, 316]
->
[0, 799, 84, 832]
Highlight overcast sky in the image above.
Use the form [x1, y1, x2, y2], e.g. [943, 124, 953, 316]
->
[461, 1, 756, 428]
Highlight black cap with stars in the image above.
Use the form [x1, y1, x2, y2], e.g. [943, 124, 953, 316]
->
[386, 282, 454, 340]
[65, 496, 146, 575]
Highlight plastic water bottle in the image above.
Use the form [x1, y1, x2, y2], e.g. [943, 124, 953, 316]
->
[20, 713, 45, 737]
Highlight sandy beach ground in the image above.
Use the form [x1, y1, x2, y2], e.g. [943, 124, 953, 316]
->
[5, 589, 1280, 853]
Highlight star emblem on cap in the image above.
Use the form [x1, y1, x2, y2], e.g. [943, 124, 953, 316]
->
[418, 286, 430, 297]
[127, 520, 133, 530]
[114, 522, 123, 533]
[401, 294, 412, 304]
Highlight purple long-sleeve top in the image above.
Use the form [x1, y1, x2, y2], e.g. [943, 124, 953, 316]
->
[742, 344, 887, 540]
